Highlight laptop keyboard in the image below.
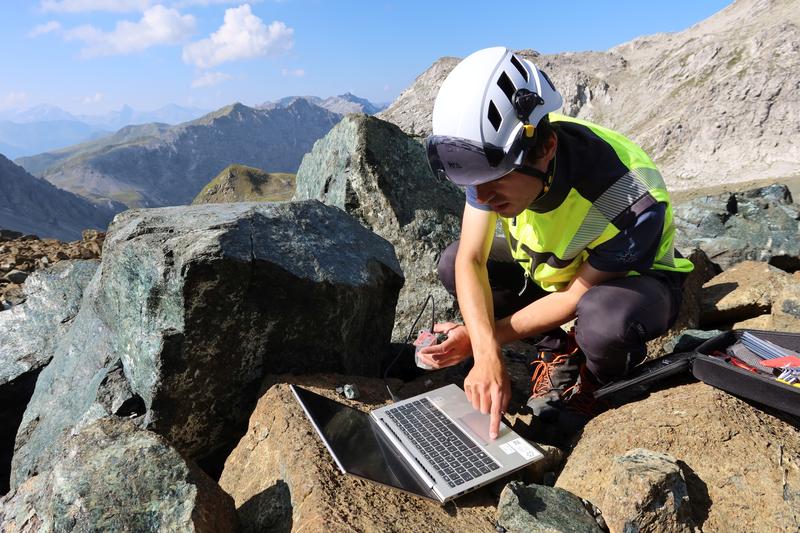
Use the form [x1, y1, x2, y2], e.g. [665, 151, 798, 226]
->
[385, 397, 500, 488]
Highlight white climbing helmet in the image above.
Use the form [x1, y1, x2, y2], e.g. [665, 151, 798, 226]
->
[426, 47, 563, 186]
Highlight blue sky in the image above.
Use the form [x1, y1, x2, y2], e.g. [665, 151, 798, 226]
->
[1, 0, 733, 115]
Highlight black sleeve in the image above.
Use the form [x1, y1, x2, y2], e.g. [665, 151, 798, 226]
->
[587, 202, 666, 273]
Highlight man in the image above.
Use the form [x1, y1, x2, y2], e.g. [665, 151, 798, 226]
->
[418, 47, 693, 441]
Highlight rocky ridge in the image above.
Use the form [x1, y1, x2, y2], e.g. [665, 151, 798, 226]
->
[191, 164, 295, 204]
[262, 93, 386, 116]
[377, 0, 800, 192]
[0, 155, 122, 242]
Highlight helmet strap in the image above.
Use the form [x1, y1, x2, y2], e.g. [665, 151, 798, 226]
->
[517, 156, 555, 201]
[515, 164, 548, 182]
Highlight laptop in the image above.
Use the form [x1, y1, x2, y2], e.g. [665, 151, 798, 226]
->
[291, 383, 543, 503]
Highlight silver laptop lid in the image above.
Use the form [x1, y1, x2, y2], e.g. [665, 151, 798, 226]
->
[371, 384, 543, 502]
[290, 384, 437, 501]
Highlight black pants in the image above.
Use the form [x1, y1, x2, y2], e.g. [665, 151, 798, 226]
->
[437, 238, 684, 384]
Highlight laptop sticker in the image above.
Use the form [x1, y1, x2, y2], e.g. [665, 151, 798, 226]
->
[509, 438, 537, 460]
[499, 438, 537, 459]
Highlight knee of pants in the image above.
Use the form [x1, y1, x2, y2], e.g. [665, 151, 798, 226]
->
[575, 288, 648, 382]
[437, 241, 459, 295]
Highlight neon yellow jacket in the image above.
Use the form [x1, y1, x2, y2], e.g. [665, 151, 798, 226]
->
[501, 114, 694, 292]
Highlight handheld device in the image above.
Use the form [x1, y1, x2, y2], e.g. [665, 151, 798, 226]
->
[413, 330, 448, 370]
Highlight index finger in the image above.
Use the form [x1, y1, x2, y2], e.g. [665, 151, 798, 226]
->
[489, 390, 502, 440]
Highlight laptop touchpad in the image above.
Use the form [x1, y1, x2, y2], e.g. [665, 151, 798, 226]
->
[458, 411, 491, 445]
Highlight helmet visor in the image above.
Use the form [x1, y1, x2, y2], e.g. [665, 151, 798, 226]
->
[425, 134, 525, 186]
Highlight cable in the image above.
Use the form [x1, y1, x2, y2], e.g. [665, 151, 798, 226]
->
[383, 294, 436, 402]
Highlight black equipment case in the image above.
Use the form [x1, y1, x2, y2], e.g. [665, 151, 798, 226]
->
[594, 329, 800, 419]
[692, 329, 800, 418]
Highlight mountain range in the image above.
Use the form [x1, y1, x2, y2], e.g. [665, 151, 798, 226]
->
[0, 104, 210, 159]
[259, 92, 387, 115]
[3, 0, 797, 238]
[16, 99, 342, 208]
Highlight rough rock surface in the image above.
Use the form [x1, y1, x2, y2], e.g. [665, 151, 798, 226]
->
[601, 448, 694, 533]
[377, 0, 800, 192]
[294, 114, 464, 339]
[556, 382, 800, 532]
[700, 260, 800, 329]
[0, 230, 104, 309]
[0, 417, 239, 532]
[495, 481, 604, 533]
[0, 259, 98, 495]
[734, 273, 800, 330]
[219, 376, 501, 532]
[0, 260, 99, 386]
[10, 201, 403, 490]
[673, 184, 800, 272]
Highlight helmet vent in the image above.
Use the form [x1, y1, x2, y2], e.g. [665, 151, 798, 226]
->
[510, 55, 528, 81]
[487, 101, 502, 131]
[497, 71, 516, 102]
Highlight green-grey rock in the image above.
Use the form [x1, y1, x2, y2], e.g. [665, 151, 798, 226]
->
[496, 481, 604, 533]
[11, 200, 403, 490]
[0, 260, 98, 495]
[0, 260, 98, 387]
[601, 448, 694, 533]
[294, 114, 464, 339]
[673, 184, 800, 271]
[0, 417, 239, 532]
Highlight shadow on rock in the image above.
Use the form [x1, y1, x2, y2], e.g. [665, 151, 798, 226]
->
[238, 479, 293, 533]
[677, 460, 711, 529]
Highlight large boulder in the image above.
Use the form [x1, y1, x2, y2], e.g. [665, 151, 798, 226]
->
[556, 382, 800, 532]
[673, 184, 800, 271]
[219, 375, 501, 532]
[11, 201, 403, 490]
[0, 417, 238, 532]
[700, 260, 800, 329]
[294, 114, 465, 339]
[0, 260, 98, 495]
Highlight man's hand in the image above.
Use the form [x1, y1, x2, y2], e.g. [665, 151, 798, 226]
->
[416, 322, 472, 369]
[463, 354, 511, 440]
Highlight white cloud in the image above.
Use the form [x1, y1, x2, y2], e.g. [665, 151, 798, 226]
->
[40, 0, 151, 13]
[191, 71, 232, 88]
[83, 92, 105, 104]
[281, 67, 304, 77]
[29, 21, 62, 37]
[63, 5, 196, 57]
[172, 0, 259, 7]
[0, 92, 29, 110]
[182, 4, 293, 68]
[383, 84, 391, 92]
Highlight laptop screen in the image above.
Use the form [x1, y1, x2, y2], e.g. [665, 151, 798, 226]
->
[292, 385, 434, 500]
